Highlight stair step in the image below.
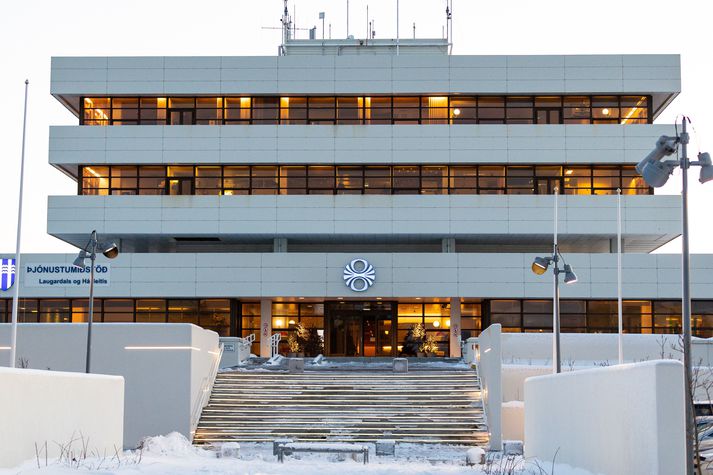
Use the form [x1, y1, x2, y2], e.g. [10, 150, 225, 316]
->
[196, 368, 489, 447]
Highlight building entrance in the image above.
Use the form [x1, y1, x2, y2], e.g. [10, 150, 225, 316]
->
[325, 301, 395, 356]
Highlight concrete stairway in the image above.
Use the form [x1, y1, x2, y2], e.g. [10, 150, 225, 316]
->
[194, 368, 489, 446]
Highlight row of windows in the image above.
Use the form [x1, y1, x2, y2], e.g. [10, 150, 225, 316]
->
[489, 299, 713, 336]
[80, 164, 651, 196]
[81, 95, 651, 126]
[2, 299, 711, 352]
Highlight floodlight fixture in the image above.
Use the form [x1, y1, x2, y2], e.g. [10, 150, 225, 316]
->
[563, 264, 578, 284]
[635, 135, 678, 174]
[699, 152, 713, 184]
[531, 256, 550, 275]
[72, 231, 119, 375]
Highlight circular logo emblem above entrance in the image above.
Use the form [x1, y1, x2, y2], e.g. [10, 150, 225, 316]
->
[343, 259, 375, 292]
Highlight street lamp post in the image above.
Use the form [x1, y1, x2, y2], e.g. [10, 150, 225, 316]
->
[531, 189, 578, 374]
[636, 116, 712, 474]
[72, 231, 118, 373]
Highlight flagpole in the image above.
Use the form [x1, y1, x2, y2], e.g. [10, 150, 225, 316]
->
[9, 80, 29, 369]
[617, 188, 623, 364]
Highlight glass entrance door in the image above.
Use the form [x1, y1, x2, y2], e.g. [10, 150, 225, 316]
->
[326, 302, 395, 356]
[535, 108, 561, 124]
[169, 109, 194, 125]
[536, 177, 563, 194]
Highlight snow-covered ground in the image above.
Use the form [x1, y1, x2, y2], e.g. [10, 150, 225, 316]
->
[1, 433, 595, 475]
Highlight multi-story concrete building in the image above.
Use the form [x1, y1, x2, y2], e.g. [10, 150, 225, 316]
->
[3, 36, 712, 359]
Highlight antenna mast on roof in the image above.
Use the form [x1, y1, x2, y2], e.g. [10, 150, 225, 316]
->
[446, 0, 453, 52]
[280, 0, 292, 55]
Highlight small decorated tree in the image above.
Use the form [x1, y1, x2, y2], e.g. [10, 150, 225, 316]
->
[420, 333, 439, 356]
[303, 326, 324, 357]
[400, 323, 425, 356]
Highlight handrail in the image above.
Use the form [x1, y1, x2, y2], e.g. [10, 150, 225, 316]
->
[472, 346, 489, 433]
[189, 342, 224, 441]
[270, 332, 282, 358]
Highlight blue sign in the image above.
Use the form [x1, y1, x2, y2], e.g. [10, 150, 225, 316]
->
[1, 258, 16, 291]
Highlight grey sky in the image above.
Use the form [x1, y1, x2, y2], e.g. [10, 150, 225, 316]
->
[0, 0, 710, 253]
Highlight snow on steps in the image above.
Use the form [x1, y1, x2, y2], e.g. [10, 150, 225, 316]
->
[194, 368, 489, 446]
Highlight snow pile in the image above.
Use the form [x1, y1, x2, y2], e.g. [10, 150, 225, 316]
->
[141, 432, 211, 458]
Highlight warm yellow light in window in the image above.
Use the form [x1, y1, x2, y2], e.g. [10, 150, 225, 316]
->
[84, 167, 102, 178]
[241, 97, 251, 108]
[280, 97, 290, 107]
[288, 319, 296, 325]
[275, 319, 283, 327]
[433, 320, 440, 328]
[446, 319, 451, 328]
[602, 108, 610, 116]
[157, 97, 166, 108]
[565, 169, 574, 175]
[384, 330, 389, 335]
[453, 108, 461, 116]
[382, 346, 392, 351]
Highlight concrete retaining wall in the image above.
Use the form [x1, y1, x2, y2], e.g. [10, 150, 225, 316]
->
[0, 323, 219, 448]
[524, 360, 685, 475]
[0, 367, 124, 468]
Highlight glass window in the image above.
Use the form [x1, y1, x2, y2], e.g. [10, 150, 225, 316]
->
[280, 166, 307, 193]
[110, 166, 138, 191]
[421, 166, 448, 194]
[71, 299, 100, 323]
[564, 167, 591, 195]
[365, 97, 391, 123]
[168, 98, 194, 109]
[592, 96, 620, 120]
[336, 97, 363, 124]
[39, 299, 71, 323]
[478, 96, 505, 123]
[200, 299, 230, 336]
[393, 166, 419, 191]
[307, 166, 335, 190]
[19, 299, 39, 323]
[448, 96, 476, 123]
[251, 166, 278, 193]
[336, 167, 363, 192]
[393, 97, 420, 122]
[136, 299, 167, 323]
[308, 97, 336, 123]
[506, 97, 533, 124]
[364, 166, 391, 193]
[253, 97, 279, 123]
[450, 166, 477, 192]
[104, 299, 134, 322]
[82, 166, 110, 193]
[195, 166, 222, 195]
[280, 97, 307, 124]
[195, 97, 223, 124]
[491, 300, 521, 313]
[563, 96, 591, 123]
[225, 97, 251, 122]
[479, 166, 505, 192]
[168, 300, 199, 325]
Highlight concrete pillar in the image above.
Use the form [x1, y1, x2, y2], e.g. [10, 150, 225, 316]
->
[260, 298, 272, 358]
[449, 297, 462, 357]
[273, 238, 288, 252]
[442, 237, 456, 253]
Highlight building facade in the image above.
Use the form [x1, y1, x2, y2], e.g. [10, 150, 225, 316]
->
[3, 39, 712, 358]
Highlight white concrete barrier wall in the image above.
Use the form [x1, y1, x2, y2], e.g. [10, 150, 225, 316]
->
[501, 332, 713, 366]
[524, 360, 685, 475]
[0, 323, 219, 448]
[0, 368, 124, 468]
[476, 323, 502, 451]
